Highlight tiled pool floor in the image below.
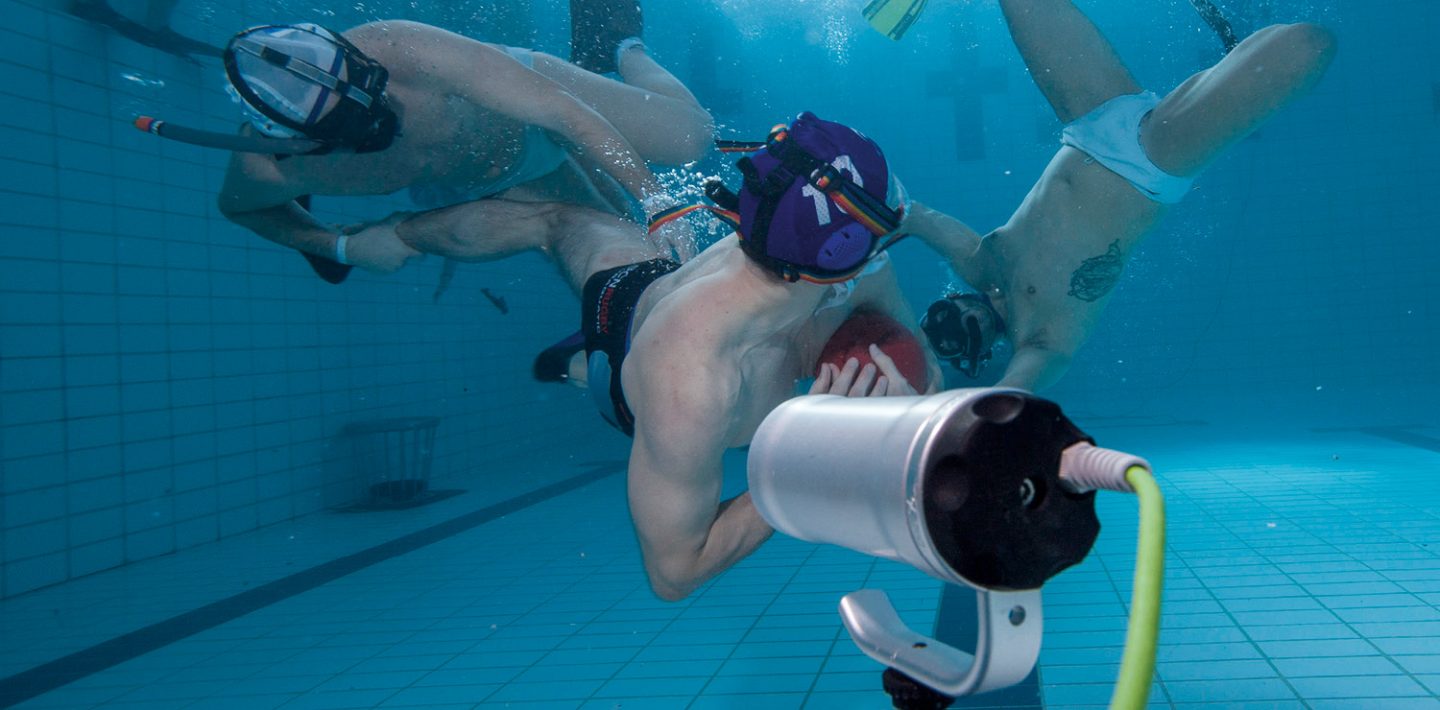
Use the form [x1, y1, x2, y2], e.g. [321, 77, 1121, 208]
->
[2, 421, 1437, 709]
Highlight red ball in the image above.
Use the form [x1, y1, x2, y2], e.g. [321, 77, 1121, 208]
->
[815, 309, 929, 391]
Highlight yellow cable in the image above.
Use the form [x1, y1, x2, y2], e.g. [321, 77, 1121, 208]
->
[1110, 465, 1165, 710]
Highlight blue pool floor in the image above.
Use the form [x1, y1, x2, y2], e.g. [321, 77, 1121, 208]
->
[1, 420, 1438, 709]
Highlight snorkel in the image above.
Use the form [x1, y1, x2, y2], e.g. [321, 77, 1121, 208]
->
[747, 389, 1165, 709]
[135, 23, 399, 156]
[648, 112, 910, 284]
[921, 292, 1007, 377]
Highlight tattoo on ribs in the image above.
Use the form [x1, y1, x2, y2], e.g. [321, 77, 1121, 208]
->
[1068, 240, 1124, 302]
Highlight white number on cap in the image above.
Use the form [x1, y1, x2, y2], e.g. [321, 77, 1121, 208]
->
[800, 155, 861, 226]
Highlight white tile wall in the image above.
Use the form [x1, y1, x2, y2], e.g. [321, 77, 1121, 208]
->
[2, 0, 1437, 601]
[0, 0, 599, 598]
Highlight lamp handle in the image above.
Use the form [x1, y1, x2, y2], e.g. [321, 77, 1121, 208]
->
[839, 588, 1043, 697]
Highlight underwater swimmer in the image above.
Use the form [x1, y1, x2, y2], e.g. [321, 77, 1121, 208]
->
[214, 6, 712, 280]
[398, 114, 939, 600]
[909, 0, 1335, 392]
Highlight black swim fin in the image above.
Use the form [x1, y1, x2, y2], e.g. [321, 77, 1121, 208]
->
[569, 0, 642, 74]
[292, 196, 353, 284]
[534, 331, 586, 383]
[301, 252, 353, 284]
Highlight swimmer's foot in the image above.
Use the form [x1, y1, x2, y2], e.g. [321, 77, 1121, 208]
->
[534, 331, 586, 383]
[69, 0, 219, 61]
[570, 0, 643, 74]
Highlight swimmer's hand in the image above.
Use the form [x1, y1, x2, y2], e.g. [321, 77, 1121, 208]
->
[340, 213, 423, 274]
[649, 218, 699, 263]
[809, 344, 918, 397]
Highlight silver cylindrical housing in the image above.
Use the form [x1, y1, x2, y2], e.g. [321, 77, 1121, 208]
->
[747, 390, 1008, 587]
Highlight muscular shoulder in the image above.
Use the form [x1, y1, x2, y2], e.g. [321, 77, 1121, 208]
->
[625, 295, 743, 441]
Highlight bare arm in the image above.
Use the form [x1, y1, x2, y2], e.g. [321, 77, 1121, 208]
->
[902, 202, 989, 289]
[623, 301, 773, 601]
[997, 344, 1072, 393]
[625, 374, 773, 601]
[217, 151, 420, 273]
[217, 152, 338, 258]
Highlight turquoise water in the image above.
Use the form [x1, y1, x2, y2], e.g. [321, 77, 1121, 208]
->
[0, 0, 1437, 708]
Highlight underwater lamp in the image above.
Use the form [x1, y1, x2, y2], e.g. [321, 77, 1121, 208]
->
[747, 389, 1165, 709]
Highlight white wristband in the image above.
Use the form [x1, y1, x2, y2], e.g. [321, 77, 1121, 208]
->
[334, 234, 349, 265]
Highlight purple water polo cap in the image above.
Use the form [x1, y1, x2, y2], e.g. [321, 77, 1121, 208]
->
[732, 112, 906, 283]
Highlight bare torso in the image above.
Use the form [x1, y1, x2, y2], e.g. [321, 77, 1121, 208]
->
[978, 145, 1167, 354]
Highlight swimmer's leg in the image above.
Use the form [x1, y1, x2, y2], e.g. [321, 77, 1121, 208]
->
[997, 0, 1142, 124]
[569, 0, 641, 74]
[395, 199, 660, 295]
[1140, 23, 1336, 177]
[69, 0, 220, 59]
[537, 12, 714, 166]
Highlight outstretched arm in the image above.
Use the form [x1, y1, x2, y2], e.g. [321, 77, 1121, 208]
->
[218, 152, 420, 273]
[902, 202, 989, 289]
[997, 344, 1072, 393]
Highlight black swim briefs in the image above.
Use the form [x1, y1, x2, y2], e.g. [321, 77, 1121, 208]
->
[581, 259, 681, 437]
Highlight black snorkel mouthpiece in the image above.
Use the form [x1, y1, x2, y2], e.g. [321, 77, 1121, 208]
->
[922, 293, 1006, 378]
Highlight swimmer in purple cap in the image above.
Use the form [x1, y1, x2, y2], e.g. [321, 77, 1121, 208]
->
[380, 112, 940, 600]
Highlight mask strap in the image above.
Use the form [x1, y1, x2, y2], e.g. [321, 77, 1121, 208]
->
[646, 204, 740, 234]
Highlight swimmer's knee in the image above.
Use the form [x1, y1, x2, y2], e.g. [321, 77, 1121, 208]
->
[1282, 23, 1337, 63]
[671, 110, 717, 164]
[1247, 23, 1337, 65]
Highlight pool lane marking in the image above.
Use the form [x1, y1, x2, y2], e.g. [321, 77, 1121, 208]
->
[1311, 425, 1440, 455]
[0, 465, 624, 709]
[1356, 427, 1440, 454]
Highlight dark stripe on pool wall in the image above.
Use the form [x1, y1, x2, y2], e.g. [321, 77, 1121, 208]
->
[0, 467, 623, 709]
[933, 585, 1045, 709]
[1360, 427, 1440, 454]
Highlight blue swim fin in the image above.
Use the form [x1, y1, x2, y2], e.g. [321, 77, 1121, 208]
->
[862, 0, 928, 41]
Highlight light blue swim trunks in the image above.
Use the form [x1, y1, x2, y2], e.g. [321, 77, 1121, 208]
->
[409, 46, 570, 209]
[1060, 91, 1195, 204]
